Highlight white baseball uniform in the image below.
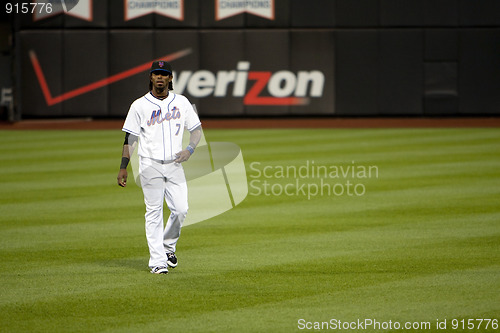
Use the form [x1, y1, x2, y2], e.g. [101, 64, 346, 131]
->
[122, 91, 201, 269]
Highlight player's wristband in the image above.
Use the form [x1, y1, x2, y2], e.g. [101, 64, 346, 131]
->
[120, 157, 130, 169]
[186, 145, 195, 155]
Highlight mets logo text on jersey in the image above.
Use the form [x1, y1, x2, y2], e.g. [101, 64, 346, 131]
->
[147, 108, 181, 126]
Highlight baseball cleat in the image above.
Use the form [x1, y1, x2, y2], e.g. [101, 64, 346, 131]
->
[150, 266, 169, 274]
[166, 253, 178, 268]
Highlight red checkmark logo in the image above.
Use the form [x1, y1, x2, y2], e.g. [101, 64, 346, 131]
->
[30, 48, 192, 106]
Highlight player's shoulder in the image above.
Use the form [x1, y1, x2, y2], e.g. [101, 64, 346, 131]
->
[130, 92, 155, 108]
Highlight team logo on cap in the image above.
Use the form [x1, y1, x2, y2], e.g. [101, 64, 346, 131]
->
[159, 61, 165, 67]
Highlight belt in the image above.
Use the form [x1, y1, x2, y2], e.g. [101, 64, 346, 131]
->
[142, 156, 176, 164]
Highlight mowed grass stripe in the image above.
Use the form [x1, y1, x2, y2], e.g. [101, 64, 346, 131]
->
[155, 267, 497, 333]
[0, 128, 498, 332]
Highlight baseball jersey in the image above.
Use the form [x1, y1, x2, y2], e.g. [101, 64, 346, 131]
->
[122, 92, 201, 161]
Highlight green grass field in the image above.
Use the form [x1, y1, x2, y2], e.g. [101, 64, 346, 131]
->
[0, 128, 499, 332]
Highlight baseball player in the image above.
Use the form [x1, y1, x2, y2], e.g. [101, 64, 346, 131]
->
[117, 60, 202, 274]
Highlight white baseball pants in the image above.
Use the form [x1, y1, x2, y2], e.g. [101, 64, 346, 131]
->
[139, 157, 188, 268]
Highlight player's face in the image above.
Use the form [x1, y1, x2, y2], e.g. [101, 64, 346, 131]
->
[151, 71, 172, 90]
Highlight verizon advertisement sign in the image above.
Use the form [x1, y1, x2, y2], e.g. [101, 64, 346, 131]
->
[173, 62, 324, 106]
[19, 30, 334, 117]
[179, 30, 334, 114]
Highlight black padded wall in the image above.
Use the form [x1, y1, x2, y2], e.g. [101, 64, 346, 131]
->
[11, 0, 500, 117]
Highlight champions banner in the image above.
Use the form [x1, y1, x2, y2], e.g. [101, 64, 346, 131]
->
[124, 0, 184, 21]
[215, 0, 274, 21]
[33, 0, 92, 21]
[30, 0, 274, 23]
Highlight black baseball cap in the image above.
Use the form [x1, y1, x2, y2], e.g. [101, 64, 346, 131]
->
[150, 60, 172, 74]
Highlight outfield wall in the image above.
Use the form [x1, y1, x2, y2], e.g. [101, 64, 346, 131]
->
[8, 0, 500, 118]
